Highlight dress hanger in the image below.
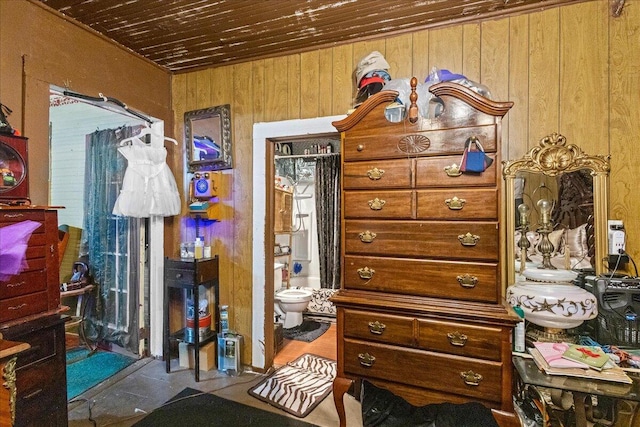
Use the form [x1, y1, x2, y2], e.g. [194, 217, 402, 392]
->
[119, 124, 178, 146]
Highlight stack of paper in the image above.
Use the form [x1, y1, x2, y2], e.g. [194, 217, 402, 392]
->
[528, 341, 632, 384]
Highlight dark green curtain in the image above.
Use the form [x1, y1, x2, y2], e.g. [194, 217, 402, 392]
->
[315, 154, 340, 289]
[81, 126, 141, 353]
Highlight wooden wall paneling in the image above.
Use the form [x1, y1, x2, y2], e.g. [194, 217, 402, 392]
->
[195, 69, 212, 109]
[609, 4, 640, 273]
[507, 14, 531, 162]
[263, 57, 289, 122]
[317, 48, 334, 116]
[428, 26, 464, 74]
[185, 72, 200, 113]
[287, 55, 302, 119]
[480, 17, 511, 149]
[559, 1, 609, 156]
[170, 73, 188, 255]
[386, 33, 413, 80]
[528, 7, 560, 145]
[329, 44, 353, 116]
[300, 50, 321, 118]
[411, 29, 430, 84]
[210, 66, 234, 106]
[232, 61, 255, 363]
[252, 60, 266, 124]
[462, 23, 481, 83]
[480, 18, 510, 104]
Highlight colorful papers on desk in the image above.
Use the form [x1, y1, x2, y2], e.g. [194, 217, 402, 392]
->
[529, 343, 632, 384]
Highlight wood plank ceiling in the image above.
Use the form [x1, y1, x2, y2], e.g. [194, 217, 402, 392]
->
[36, 0, 582, 73]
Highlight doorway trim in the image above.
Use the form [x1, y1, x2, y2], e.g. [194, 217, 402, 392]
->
[252, 115, 345, 370]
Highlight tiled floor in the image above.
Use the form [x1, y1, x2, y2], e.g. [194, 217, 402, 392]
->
[67, 320, 362, 426]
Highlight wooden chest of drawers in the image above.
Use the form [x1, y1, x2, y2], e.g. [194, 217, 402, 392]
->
[331, 80, 520, 426]
[0, 207, 61, 324]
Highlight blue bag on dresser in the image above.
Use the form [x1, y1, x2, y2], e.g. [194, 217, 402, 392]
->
[459, 136, 493, 173]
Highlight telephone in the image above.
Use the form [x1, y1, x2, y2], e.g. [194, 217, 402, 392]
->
[191, 171, 219, 199]
[189, 171, 221, 220]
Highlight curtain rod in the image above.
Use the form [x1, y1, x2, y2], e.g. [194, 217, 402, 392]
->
[62, 90, 153, 124]
[275, 152, 339, 160]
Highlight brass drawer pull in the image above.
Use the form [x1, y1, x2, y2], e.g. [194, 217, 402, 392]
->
[447, 331, 468, 347]
[444, 163, 462, 177]
[359, 231, 376, 243]
[357, 267, 375, 279]
[2, 213, 25, 218]
[7, 281, 26, 288]
[357, 144, 364, 152]
[368, 198, 386, 210]
[445, 196, 466, 210]
[366, 168, 385, 180]
[458, 232, 480, 246]
[368, 321, 386, 335]
[8, 303, 27, 310]
[456, 274, 478, 288]
[358, 353, 376, 367]
[460, 370, 483, 386]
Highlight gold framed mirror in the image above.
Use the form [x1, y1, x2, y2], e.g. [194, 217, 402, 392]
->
[185, 104, 232, 172]
[503, 133, 610, 287]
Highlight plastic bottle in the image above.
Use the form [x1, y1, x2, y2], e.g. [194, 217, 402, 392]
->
[513, 305, 526, 353]
[194, 236, 204, 259]
[220, 305, 229, 333]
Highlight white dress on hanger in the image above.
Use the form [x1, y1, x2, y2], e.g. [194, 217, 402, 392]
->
[112, 136, 181, 217]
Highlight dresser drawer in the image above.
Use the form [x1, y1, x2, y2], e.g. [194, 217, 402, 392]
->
[343, 190, 413, 219]
[0, 210, 46, 223]
[416, 188, 498, 220]
[343, 309, 414, 346]
[0, 292, 49, 323]
[344, 220, 499, 261]
[415, 154, 496, 188]
[343, 255, 499, 302]
[343, 159, 411, 190]
[0, 269, 48, 299]
[343, 125, 497, 161]
[417, 319, 505, 361]
[343, 338, 502, 402]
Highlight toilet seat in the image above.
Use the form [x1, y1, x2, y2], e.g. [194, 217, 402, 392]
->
[275, 288, 312, 303]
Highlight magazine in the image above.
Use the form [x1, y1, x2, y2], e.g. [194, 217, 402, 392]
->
[528, 347, 633, 384]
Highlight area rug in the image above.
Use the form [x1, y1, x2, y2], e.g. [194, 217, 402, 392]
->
[249, 353, 336, 418]
[66, 347, 136, 401]
[282, 319, 331, 342]
[133, 387, 319, 426]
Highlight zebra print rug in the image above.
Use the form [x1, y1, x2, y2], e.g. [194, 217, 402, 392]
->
[248, 353, 337, 418]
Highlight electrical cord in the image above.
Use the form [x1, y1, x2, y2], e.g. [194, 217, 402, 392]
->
[68, 397, 97, 427]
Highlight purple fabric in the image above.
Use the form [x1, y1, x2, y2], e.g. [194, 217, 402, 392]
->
[0, 220, 42, 281]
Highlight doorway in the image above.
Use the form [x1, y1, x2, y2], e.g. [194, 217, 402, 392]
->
[49, 90, 148, 360]
[251, 115, 346, 371]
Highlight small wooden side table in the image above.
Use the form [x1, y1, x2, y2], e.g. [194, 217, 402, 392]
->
[163, 256, 219, 382]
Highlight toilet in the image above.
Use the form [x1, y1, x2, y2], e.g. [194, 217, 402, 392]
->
[274, 288, 313, 329]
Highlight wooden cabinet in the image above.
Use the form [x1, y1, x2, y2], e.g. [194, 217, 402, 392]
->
[331, 81, 520, 426]
[0, 207, 67, 426]
[1, 315, 68, 427]
[0, 207, 61, 323]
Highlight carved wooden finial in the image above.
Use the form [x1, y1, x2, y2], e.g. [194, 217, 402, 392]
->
[408, 76, 418, 123]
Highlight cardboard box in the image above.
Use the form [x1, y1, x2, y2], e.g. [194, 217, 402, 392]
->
[178, 341, 216, 371]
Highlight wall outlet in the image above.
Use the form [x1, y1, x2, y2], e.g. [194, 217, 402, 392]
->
[608, 220, 626, 255]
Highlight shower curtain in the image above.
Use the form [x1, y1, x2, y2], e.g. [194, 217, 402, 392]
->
[81, 126, 141, 353]
[315, 154, 341, 289]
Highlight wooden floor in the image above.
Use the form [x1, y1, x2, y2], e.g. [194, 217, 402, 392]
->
[273, 322, 336, 366]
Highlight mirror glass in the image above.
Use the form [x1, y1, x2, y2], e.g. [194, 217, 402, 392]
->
[503, 133, 610, 286]
[185, 104, 232, 172]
